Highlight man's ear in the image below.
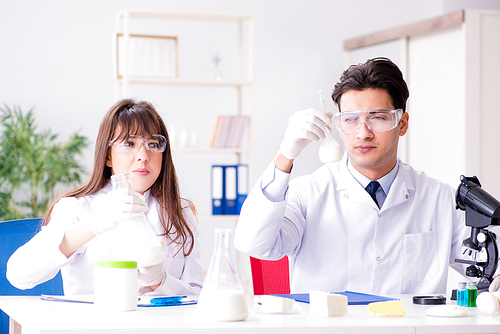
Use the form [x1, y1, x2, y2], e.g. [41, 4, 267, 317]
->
[399, 112, 409, 137]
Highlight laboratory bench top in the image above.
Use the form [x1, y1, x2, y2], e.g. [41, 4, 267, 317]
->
[1, 294, 500, 334]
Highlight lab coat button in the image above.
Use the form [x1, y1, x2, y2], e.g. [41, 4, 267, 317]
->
[405, 194, 409, 199]
[377, 213, 381, 218]
[376, 256, 381, 262]
[344, 194, 349, 198]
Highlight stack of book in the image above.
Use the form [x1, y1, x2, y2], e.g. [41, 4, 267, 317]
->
[211, 115, 249, 148]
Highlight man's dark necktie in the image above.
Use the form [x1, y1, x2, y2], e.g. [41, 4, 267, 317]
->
[366, 181, 380, 208]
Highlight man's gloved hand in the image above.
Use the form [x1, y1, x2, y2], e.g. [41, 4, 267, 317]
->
[85, 188, 148, 235]
[489, 275, 500, 292]
[138, 262, 165, 287]
[279, 108, 333, 160]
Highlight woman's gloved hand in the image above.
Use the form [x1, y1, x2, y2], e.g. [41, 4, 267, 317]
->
[85, 188, 148, 235]
[279, 108, 332, 160]
[138, 262, 165, 288]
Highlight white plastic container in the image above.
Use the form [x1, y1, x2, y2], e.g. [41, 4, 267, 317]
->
[94, 260, 137, 311]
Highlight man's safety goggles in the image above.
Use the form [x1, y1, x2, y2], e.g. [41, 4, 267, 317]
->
[334, 109, 403, 134]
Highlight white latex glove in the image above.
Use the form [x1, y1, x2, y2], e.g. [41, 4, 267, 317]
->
[489, 275, 500, 292]
[85, 188, 148, 235]
[138, 262, 165, 287]
[279, 108, 333, 160]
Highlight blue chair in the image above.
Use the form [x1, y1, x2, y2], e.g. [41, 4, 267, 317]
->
[0, 218, 63, 334]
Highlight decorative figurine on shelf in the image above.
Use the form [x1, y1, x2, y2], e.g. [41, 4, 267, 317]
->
[212, 53, 223, 81]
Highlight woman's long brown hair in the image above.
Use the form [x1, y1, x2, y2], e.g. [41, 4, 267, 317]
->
[45, 99, 195, 255]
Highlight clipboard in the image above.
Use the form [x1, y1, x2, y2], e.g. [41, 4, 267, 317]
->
[271, 291, 397, 305]
[41, 295, 197, 307]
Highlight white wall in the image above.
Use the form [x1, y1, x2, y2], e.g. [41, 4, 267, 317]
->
[1, 0, 471, 184]
[2, 0, 499, 283]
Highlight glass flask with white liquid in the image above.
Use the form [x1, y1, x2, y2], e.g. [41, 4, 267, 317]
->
[105, 173, 165, 268]
[196, 228, 248, 321]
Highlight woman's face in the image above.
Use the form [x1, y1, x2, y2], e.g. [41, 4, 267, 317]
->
[106, 128, 163, 194]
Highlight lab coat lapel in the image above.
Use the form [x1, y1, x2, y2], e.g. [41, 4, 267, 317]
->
[381, 160, 414, 211]
[335, 156, 379, 209]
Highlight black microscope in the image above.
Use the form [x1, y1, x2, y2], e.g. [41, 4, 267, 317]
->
[455, 175, 500, 292]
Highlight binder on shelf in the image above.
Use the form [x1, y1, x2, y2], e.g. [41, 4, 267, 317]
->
[211, 164, 249, 215]
[224, 165, 238, 215]
[211, 166, 224, 215]
[236, 164, 248, 214]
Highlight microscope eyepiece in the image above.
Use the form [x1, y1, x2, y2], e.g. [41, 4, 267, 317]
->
[455, 175, 500, 225]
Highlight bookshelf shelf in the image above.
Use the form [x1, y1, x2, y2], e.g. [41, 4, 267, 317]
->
[117, 9, 252, 22]
[116, 76, 252, 87]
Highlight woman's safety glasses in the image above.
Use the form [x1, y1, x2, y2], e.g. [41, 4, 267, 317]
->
[109, 134, 167, 154]
[334, 109, 403, 134]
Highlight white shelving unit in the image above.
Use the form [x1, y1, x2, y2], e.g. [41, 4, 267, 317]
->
[113, 9, 254, 205]
[113, 10, 255, 281]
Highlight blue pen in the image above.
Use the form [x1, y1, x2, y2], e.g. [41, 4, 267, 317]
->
[149, 296, 187, 305]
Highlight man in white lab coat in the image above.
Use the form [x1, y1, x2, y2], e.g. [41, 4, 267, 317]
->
[234, 57, 470, 294]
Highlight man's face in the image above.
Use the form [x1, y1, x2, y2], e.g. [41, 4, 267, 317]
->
[339, 88, 409, 180]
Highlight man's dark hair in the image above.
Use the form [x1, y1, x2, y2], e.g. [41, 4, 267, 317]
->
[331, 57, 409, 112]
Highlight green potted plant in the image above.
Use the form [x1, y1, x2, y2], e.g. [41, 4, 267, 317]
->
[0, 104, 88, 220]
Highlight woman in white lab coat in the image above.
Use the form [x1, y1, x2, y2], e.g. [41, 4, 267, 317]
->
[7, 99, 203, 296]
